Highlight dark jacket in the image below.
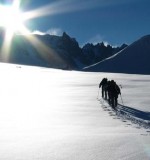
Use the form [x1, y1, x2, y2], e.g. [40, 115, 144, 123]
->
[99, 78, 107, 88]
[108, 81, 121, 97]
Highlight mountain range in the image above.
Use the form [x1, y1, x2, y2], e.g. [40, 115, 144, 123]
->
[0, 28, 150, 74]
[84, 35, 150, 74]
[0, 29, 127, 70]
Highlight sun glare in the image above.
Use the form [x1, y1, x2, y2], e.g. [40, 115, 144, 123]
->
[0, 0, 96, 61]
[0, 0, 30, 61]
[0, 4, 25, 33]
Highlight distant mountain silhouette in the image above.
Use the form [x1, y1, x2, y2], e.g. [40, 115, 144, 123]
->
[82, 42, 127, 66]
[0, 29, 126, 70]
[84, 35, 150, 74]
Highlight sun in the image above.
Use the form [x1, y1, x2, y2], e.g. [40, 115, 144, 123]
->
[0, 3, 25, 34]
[0, 0, 87, 61]
[0, 0, 30, 61]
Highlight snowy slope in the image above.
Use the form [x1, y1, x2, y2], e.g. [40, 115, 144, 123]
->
[84, 35, 150, 74]
[10, 35, 69, 69]
[0, 33, 79, 70]
[10, 36, 50, 66]
[0, 63, 150, 160]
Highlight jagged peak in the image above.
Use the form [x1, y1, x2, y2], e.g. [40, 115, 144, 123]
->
[120, 43, 128, 49]
[62, 32, 70, 39]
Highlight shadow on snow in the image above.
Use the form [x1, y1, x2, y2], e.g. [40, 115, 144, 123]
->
[117, 104, 150, 129]
[99, 98, 150, 129]
[118, 104, 150, 121]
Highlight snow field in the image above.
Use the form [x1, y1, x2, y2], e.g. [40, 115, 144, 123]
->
[0, 63, 150, 160]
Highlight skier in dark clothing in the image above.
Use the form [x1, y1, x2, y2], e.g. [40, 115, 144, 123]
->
[107, 80, 121, 108]
[99, 78, 108, 99]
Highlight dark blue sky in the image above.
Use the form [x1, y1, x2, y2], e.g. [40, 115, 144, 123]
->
[2, 0, 150, 46]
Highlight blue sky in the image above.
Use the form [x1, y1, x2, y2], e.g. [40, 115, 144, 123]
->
[2, 0, 150, 46]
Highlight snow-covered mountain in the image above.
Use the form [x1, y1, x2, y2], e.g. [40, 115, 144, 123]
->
[82, 42, 127, 65]
[84, 35, 150, 74]
[0, 32, 79, 70]
[0, 29, 126, 70]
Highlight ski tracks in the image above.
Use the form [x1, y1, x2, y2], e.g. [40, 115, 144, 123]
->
[98, 98, 150, 135]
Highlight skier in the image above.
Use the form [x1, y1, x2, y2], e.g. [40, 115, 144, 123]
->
[107, 80, 121, 109]
[99, 78, 108, 99]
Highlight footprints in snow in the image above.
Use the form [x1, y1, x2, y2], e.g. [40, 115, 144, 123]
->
[99, 99, 150, 134]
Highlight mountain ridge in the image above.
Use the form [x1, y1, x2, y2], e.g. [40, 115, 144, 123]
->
[0, 29, 127, 70]
[84, 34, 150, 74]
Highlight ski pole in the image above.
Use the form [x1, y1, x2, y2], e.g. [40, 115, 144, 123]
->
[97, 88, 100, 99]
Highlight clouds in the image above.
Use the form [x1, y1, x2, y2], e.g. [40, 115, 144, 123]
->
[32, 30, 45, 35]
[22, 0, 143, 46]
[32, 28, 63, 36]
[46, 28, 63, 36]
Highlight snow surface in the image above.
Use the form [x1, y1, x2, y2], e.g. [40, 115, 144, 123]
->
[0, 63, 150, 160]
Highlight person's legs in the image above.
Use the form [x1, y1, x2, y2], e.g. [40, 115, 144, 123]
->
[104, 90, 107, 99]
[114, 97, 118, 107]
[111, 96, 115, 108]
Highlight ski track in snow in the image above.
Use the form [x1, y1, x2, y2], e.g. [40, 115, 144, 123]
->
[98, 98, 150, 133]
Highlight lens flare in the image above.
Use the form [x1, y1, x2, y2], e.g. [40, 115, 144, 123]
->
[0, 0, 102, 62]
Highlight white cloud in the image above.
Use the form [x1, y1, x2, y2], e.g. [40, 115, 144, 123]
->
[46, 28, 63, 36]
[30, 28, 63, 36]
[31, 30, 45, 35]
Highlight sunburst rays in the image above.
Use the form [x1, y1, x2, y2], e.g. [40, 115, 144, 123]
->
[0, 0, 100, 63]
